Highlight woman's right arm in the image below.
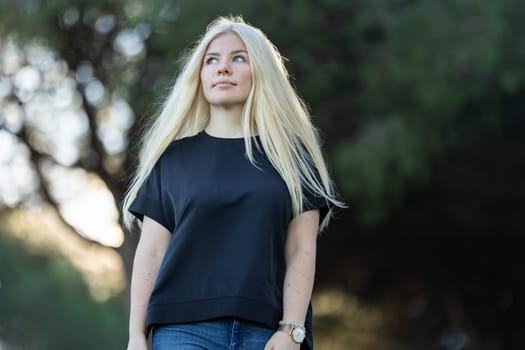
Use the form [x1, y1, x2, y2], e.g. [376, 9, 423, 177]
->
[127, 216, 171, 350]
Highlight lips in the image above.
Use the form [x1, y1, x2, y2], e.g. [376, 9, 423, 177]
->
[213, 80, 236, 87]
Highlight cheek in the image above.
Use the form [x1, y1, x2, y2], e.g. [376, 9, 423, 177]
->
[200, 70, 207, 86]
[243, 69, 253, 90]
[200, 70, 211, 94]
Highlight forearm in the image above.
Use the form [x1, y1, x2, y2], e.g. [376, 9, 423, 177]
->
[128, 245, 165, 337]
[281, 240, 317, 324]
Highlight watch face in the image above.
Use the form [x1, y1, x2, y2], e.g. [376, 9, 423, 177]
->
[292, 327, 306, 343]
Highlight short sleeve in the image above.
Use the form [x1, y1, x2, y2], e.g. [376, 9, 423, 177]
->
[302, 184, 331, 224]
[128, 160, 172, 232]
[301, 164, 333, 224]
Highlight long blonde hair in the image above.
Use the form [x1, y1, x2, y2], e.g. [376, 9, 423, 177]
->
[122, 15, 344, 231]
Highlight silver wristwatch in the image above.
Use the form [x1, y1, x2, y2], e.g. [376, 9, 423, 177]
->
[278, 320, 306, 344]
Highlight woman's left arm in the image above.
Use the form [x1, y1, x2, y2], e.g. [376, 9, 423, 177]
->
[265, 209, 320, 350]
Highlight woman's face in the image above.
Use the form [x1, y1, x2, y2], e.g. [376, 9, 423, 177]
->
[200, 32, 252, 109]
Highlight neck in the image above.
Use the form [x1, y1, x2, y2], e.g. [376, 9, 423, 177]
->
[206, 105, 244, 138]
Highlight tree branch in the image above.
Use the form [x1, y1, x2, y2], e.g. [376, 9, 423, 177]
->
[15, 126, 107, 249]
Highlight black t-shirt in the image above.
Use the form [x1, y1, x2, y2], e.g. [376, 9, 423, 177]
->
[129, 131, 329, 350]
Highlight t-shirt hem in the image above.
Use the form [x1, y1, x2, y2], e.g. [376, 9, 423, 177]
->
[146, 295, 280, 329]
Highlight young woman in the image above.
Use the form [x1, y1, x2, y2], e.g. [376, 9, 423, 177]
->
[122, 16, 343, 350]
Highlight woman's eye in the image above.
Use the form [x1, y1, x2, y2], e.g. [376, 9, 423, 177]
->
[206, 57, 218, 64]
[233, 55, 246, 63]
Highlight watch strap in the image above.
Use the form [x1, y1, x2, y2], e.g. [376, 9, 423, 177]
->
[278, 320, 306, 344]
[278, 320, 305, 331]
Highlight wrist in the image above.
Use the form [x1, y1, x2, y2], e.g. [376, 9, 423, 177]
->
[129, 319, 146, 338]
[278, 320, 306, 344]
[128, 333, 146, 339]
[128, 329, 146, 338]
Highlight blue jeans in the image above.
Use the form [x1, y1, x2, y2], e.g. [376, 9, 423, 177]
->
[152, 318, 275, 350]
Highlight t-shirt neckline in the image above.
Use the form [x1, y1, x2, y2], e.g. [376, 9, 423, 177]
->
[200, 130, 259, 141]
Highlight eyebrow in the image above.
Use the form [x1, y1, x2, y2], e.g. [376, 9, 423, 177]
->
[205, 49, 248, 56]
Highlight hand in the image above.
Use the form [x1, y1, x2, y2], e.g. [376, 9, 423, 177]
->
[127, 335, 148, 350]
[264, 331, 301, 350]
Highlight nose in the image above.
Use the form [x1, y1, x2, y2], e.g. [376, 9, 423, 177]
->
[217, 60, 231, 75]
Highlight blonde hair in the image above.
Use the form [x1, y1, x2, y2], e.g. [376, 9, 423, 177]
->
[122, 15, 344, 231]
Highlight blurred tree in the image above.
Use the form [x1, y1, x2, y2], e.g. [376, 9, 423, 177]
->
[332, 0, 525, 224]
[0, 230, 127, 349]
[3, 0, 524, 228]
[1, 0, 524, 271]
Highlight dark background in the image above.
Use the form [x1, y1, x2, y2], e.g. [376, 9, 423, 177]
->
[1, 0, 524, 349]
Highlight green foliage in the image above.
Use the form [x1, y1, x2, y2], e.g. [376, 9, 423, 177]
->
[0, 0, 121, 41]
[0, 232, 127, 350]
[331, 0, 525, 224]
[2, 0, 525, 227]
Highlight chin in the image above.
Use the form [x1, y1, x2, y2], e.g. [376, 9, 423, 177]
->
[209, 99, 246, 108]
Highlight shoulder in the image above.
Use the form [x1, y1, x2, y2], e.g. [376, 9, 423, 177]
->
[161, 132, 203, 158]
